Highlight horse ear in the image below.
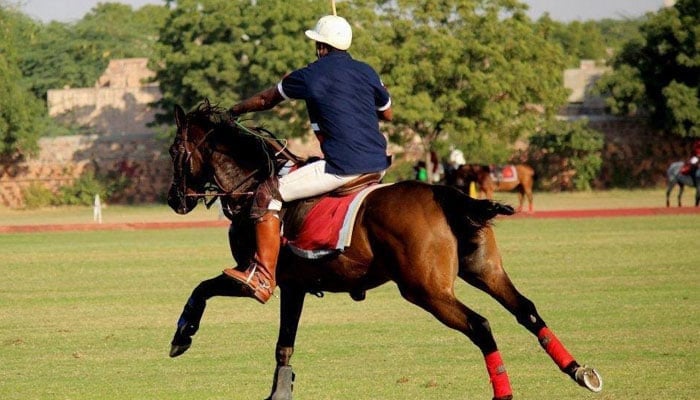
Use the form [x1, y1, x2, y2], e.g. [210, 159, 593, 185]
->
[174, 105, 185, 129]
[204, 98, 211, 108]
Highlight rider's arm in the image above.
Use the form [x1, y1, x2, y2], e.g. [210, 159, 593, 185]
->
[230, 86, 284, 115]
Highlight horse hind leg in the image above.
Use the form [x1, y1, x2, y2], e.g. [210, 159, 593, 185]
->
[525, 189, 534, 213]
[467, 273, 602, 391]
[397, 282, 514, 400]
[459, 229, 602, 393]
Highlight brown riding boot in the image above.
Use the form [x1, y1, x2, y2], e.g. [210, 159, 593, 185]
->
[223, 213, 280, 304]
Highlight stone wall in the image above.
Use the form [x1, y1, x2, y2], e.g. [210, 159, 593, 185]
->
[1, 58, 692, 208]
[560, 61, 691, 189]
[0, 134, 171, 208]
[47, 58, 161, 135]
[589, 117, 690, 188]
[0, 58, 170, 208]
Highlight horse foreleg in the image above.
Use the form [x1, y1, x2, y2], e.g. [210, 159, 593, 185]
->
[678, 184, 684, 207]
[169, 273, 248, 357]
[267, 286, 305, 400]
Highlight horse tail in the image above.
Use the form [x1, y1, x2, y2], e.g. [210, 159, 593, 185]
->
[432, 185, 514, 230]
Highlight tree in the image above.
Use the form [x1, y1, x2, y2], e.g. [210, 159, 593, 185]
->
[595, 17, 644, 53]
[536, 15, 607, 68]
[19, 3, 169, 101]
[153, 0, 570, 162]
[0, 6, 46, 161]
[526, 119, 604, 191]
[346, 0, 569, 163]
[596, 0, 699, 137]
[152, 0, 326, 136]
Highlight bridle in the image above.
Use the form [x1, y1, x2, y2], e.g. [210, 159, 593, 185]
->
[174, 119, 259, 211]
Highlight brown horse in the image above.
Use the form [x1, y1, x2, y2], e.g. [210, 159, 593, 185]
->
[167, 101, 601, 399]
[448, 164, 536, 213]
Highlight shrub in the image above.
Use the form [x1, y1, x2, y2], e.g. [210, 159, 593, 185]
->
[55, 169, 133, 206]
[21, 183, 55, 209]
[57, 171, 107, 206]
[526, 119, 604, 191]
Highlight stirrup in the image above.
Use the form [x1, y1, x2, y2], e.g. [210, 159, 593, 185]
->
[223, 266, 275, 304]
[240, 264, 258, 284]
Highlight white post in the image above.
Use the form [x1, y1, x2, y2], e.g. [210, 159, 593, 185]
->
[216, 198, 224, 220]
[93, 194, 102, 224]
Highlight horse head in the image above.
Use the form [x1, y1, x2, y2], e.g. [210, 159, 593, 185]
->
[167, 100, 277, 215]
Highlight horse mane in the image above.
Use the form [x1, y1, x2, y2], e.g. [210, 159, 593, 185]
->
[191, 100, 302, 166]
[184, 100, 305, 180]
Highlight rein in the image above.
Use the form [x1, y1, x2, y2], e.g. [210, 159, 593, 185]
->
[177, 122, 259, 209]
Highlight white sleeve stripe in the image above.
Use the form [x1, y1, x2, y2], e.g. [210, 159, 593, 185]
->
[377, 98, 391, 112]
[277, 81, 290, 100]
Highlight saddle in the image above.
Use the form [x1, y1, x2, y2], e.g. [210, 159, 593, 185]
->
[330, 172, 383, 196]
[281, 172, 385, 256]
[489, 165, 518, 183]
[680, 162, 694, 175]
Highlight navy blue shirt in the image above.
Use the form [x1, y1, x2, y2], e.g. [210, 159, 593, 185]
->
[278, 51, 391, 175]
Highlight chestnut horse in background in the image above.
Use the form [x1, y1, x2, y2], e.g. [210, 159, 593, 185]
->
[449, 164, 536, 213]
[166, 101, 601, 399]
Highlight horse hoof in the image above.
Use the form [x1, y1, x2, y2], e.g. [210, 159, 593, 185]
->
[169, 342, 191, 358]
[350, 290, 366, 301]
[169, 323, 196, 358]
[575, 365, 603, 393]
[267, 365, 295, 400]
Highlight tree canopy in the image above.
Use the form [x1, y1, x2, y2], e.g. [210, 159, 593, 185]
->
[0, 0, 668, 171]
[596, 0, 699, 137]
[18, 3, 169, 101]
[0, 6, 45, 160]
[153, 0, 571, 162]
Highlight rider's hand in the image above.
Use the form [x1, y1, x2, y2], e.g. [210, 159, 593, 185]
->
[226, 108, 239, 124]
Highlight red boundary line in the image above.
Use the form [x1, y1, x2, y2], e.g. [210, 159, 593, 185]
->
[0, 220, 230, 234]
[507, 207, 700, 219]
[1, 207, 698, 234]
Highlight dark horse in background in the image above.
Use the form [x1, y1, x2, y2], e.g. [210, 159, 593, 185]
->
[666, 161, 700, 207]
[447, 164, 536, 213]
[166, 101, 601, 399]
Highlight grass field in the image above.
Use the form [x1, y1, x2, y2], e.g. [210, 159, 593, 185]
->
[1, 194, 698, 399]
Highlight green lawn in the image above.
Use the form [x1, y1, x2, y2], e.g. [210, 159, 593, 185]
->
[1, 210, 698, 399]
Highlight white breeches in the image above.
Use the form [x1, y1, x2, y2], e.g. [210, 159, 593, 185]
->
[278, 160, 361, 202]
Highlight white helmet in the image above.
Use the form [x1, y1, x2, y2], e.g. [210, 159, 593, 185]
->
[305, 15, 352, 50]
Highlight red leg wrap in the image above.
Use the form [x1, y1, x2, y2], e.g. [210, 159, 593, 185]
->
[484, 351, 512, 399]
[537, 327, 575, 370]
